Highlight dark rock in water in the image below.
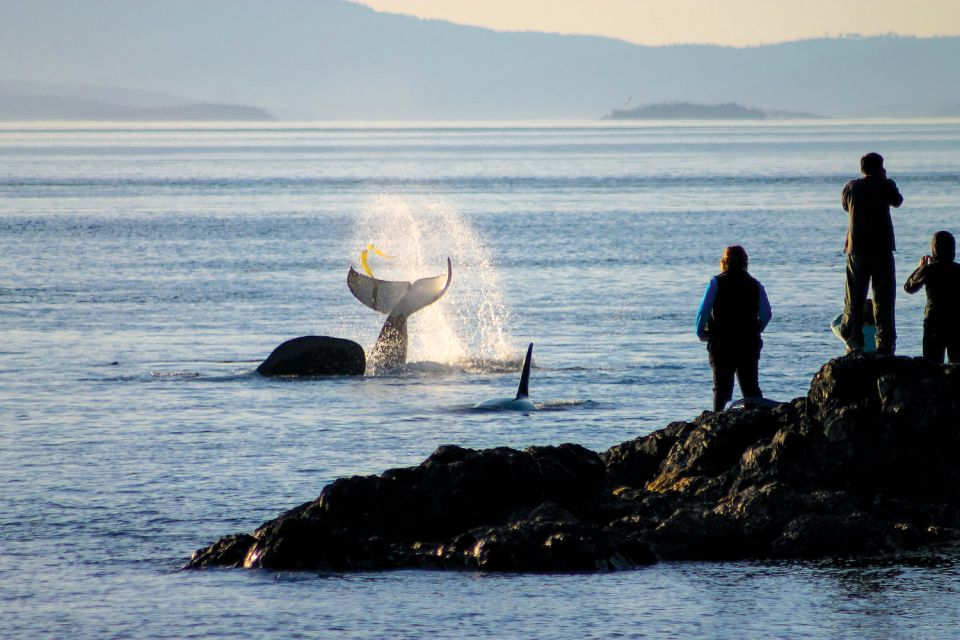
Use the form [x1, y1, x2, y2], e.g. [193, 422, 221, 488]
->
[729, 397, 781, 409]
[256, 336, 365, 377]
[189, 355, 960, 572]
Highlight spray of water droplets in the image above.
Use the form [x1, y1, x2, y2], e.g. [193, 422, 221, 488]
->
[347, 195, 515, 369]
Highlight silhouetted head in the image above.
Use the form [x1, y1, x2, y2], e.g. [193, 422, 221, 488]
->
[932, 230, 956, 262]
[860, 152, 884, 176]
[863, 298, 876, 326]
[720, 245, 748, 273]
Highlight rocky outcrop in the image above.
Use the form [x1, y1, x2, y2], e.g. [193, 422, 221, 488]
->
[190, 355, 960, 571]
[256, 336, 365, 377]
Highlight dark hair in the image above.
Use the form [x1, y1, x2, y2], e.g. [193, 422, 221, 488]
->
[861, 152, 884, 176]
[932, 230, 956, 262]
[720, 245, 748, 272]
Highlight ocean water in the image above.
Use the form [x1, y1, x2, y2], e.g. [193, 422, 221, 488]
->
[2, 120, 960, 639]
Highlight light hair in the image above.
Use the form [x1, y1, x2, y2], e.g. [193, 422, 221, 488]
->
[720, 245, 748, 272]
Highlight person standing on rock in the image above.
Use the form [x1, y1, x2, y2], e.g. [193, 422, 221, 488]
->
[696, 245, 772, 411]
[903, 230, 960, 363]
[840, 152, 904, 355]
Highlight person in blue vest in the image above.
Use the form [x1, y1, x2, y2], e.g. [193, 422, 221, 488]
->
[696, 245, 773, 412]
[903, 230, 960, 364]
[839, 152, 904, 354]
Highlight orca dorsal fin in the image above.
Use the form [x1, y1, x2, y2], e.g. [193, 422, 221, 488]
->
[516, 343, 533, 399]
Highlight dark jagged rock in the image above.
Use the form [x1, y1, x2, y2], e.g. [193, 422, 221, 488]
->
[190, 355, 960, 572]
[256, 336, 365, 377]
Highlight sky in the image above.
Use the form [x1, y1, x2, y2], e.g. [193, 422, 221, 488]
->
[354, 0, 960, 47]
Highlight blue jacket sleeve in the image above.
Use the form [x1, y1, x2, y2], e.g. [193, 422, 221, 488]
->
[758, 283, 772, 331]
[696, 278, 717, 339]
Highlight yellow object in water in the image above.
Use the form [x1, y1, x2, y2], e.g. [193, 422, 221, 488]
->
[360, 244, 395, 277]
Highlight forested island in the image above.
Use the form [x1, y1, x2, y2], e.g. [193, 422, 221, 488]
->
[0, 92, 274, 121]
[604, 102, 821, 120]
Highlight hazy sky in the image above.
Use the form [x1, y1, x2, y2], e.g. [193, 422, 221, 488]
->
[354, 0, 960, 46]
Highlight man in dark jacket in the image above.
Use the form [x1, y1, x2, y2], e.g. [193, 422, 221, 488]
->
[840, 152, 904, 354]
[904, 230, 960, 363]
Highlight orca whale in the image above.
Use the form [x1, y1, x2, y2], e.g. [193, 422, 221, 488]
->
[347, 257, 452, 371]
[473, 343, 536, 411]
[256, 335, 365, 377]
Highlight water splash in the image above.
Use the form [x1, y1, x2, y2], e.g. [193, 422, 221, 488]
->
[348, 195, 514, 369]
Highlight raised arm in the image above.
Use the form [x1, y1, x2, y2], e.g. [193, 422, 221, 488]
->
[887, 178, 904, 208]
[903, 261, 927, 294]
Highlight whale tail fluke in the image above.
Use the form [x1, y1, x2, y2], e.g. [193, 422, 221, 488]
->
[516, 343, 533, 399]
[389, 257, 453, 318]
[346, 270, 412, 314]
[347, 258, 453, 370]
[347, 257, 452, 317]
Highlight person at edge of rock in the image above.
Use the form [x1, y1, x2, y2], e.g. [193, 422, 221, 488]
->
[903, 230, 960, 364]
[839, 152, 904, 355]
[696, 245, 772, 412]
[831, 298, 877, 354]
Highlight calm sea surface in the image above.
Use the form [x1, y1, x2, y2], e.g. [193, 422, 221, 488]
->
[2, 120, 960, 638]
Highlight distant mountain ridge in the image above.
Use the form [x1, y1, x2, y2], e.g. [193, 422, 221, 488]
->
[931, 104, 960, 117]
[605, 102, 822, 120]
[0, 89, 273, 121]
[1, 0, 958, 119]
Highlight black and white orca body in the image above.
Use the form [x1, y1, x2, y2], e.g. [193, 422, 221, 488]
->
[473, 343, 536, 411]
